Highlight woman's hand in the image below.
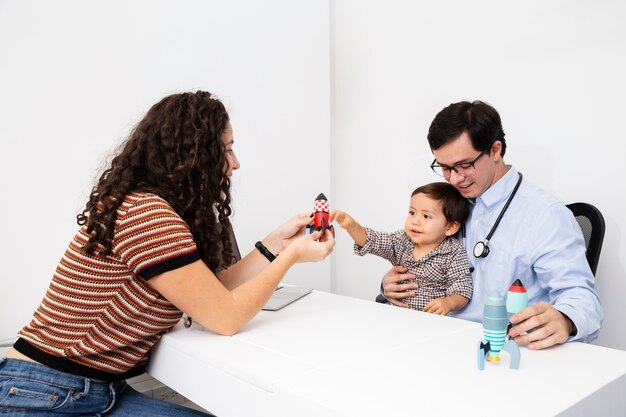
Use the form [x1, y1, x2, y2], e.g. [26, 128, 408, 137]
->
[263, 214, 313, 254]
[282, 229, 335, 263]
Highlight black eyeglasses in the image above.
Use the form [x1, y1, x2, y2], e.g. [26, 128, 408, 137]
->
[430, 151, 487, 178]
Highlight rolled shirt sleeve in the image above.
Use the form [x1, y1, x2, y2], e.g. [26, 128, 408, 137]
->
[530, 202, 602, 342]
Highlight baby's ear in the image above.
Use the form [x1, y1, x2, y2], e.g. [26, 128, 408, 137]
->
[445, 221, 461, 237]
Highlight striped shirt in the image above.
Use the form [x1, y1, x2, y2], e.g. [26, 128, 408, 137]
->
[355, 228, 473, 311]
[15, 193, 200, 381]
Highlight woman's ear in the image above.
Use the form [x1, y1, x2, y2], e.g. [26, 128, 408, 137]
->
[445, 221, 461, 237]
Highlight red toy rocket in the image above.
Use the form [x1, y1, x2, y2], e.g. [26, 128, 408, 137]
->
[306, 193, 335, 236]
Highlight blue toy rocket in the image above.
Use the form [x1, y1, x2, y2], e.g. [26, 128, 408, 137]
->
[477, 290, 521, 370]
[506, 279, 528, 318]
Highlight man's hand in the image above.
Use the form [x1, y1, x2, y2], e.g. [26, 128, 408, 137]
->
[382, 266, 418, 308]
[508, 301, 574, 350]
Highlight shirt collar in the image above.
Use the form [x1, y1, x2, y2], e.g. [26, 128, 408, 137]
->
[477, 165, 519, 209]
[401, 234, 455, 260]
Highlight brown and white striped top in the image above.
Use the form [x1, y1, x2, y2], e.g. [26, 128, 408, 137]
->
[15, 193, 201, 381]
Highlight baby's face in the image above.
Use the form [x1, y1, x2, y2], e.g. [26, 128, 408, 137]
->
[404, 193, 453, 248]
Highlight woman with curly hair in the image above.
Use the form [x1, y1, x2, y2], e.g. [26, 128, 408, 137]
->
[0, 91, 334, 416]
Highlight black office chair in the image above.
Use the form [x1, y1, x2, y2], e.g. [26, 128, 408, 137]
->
[566, 202, 605, 276]
[375, 201, 606, 304]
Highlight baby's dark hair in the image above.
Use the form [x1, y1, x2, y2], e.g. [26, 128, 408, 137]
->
[411, 182, 469, 225]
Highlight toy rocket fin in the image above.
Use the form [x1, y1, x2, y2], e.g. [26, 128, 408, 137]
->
[477, 341, 490, 370]
[503, 340, 521, 369]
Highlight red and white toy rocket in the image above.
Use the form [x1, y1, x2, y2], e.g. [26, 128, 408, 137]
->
[306, 193, 335, 237]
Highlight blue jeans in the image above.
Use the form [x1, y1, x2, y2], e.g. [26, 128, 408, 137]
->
[0, 358, 213, 416]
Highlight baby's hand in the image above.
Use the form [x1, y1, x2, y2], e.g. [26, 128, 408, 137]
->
[329, 210, 367, 247]
[329, 210, 356, 230]
[423, 298, 453, 316]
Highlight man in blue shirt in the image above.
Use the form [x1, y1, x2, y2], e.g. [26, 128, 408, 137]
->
[382, 100, 603, 349]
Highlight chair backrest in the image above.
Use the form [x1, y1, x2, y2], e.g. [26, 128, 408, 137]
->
[566, 202, 605, 276]
[228, 225, 242, 262]
[215, 224, 242, 265]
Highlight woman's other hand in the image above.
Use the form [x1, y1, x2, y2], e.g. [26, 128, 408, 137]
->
[282, 229, 335, 263]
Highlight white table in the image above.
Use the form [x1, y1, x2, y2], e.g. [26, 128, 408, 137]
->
[148, 291, 626, 417]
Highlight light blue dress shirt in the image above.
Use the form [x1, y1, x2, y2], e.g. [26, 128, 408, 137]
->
[449, 166, 603, 342]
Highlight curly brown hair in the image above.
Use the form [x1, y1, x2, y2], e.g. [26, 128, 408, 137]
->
[77, 91, 234, 272]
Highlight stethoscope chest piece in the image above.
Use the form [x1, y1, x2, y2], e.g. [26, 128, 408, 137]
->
[473, 241, 490, 258]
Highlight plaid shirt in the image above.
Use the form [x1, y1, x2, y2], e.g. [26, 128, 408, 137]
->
[355, 228, 473, 311]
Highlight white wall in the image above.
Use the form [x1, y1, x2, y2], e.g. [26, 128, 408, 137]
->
[0, 0, 330, 342]
[331, 0, 626, 350]
[2, 0, 625, 353]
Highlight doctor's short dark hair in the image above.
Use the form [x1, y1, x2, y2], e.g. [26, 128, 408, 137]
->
[427, 100, 507, 157]
[411, 182, 469, 225]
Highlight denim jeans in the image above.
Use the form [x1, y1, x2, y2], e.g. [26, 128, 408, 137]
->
[0, 358, 212, 416]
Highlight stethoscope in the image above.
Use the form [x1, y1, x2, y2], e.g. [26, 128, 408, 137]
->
[472, 172, 523, 258]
